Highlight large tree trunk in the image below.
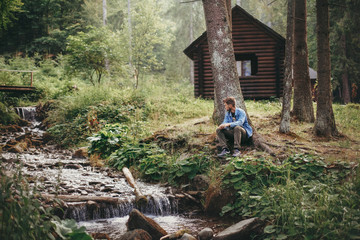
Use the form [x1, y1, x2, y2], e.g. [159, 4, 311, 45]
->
[314, 0, 337, 137]
[341, 34, 351, 104]
[202, 0, 273, 154]
[292, 0, 314, 122]
[279, 0, 295, 133]
[202, 0, 245, 124]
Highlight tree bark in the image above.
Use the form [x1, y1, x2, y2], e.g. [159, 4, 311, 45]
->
[279, 0, 295, 133]
[225, 0, 232, 31]
[292, 0, 314, 122]
[341, 34, 351, 104]
[202, 0, 245, 124]
[202, 0, 273, 154]
[314, 0, 337, 137]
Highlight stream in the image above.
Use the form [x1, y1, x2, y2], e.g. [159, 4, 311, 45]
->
[1, 107, 222, 239]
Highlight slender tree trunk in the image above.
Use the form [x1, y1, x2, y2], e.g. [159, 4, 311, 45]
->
[314, 0, 337, 137]
[202, 0, 273, 154]
[102, 0, 107, 25]
[128, 0, 133, 67]
[280, 0, 295, 133]
[103, 0, 109, 71]
[292, 0, 314, 122]
[202, 0, 245, 124]
[190, 3, 195, 84]
[341, 34, 351, 104]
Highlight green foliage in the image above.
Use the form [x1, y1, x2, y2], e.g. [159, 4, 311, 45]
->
[329, 0, 360, 103]
[88, 124, 131, 158]
[125, 0, 175, 86]
[66, 26, 126, 85]
[139, 153, 169, 181]
[0, 102, 20, 124]
[0, 165, 93, 240]
[167, 153, 212, 184]
[0, 0, 85, 54]
[47, 85, 149, 147]
[109, 142, 212, 184]
[52, 219, 92, 240]
[221, 154, 359, 239]
[333, 103, 360, 139]
[0, 0, 23, 30]
[0, 166, 53, 239]
[108, 142, 164, 171]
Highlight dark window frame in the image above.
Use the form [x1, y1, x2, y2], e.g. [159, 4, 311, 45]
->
[235, 53, 258, 76]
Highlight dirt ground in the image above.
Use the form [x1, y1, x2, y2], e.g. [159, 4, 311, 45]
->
[149, 114, 360, 164]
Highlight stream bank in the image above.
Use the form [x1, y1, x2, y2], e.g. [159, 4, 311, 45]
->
[1, 107, 239, 239]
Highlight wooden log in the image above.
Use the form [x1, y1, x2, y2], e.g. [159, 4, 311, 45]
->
[122, 167, 148, 207]
[42, 194, 123, 204]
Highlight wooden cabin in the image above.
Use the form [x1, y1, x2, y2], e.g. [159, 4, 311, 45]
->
[184, 5, 285, 99]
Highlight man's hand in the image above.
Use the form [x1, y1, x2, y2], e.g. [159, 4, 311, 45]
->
[218, 123, 231, 129]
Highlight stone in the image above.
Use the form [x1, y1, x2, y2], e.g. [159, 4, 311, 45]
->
[198, 227, 214, 240]
[87, 200, 99, 211]
[91, 232, 111, 240]
[204, 184, 233, 216]
[213, 217, 264, 240]
[127, 209, 167, 240]
[192, 175, 210, 191]
[41, 132, 53, 144]
[119, 229, 152, 240]
[179, 233, 196, 240]
[8, 141, 28, 153]
[72, 147, 88, 159]
[64, 164, 82, 169]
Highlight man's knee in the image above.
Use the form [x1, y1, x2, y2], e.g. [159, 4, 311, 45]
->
[216, 128, 222, 134]
[234, 126, 242, 133]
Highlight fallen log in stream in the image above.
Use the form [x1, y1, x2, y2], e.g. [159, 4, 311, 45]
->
[42, 194, 123, 204]
[122, 167, 148, 207]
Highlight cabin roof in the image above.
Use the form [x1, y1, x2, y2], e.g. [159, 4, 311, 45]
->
[184, 5, 285, 60]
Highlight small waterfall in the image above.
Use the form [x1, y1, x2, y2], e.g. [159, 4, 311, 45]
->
[64, 195, 178, 222]
[14, 107, 37, 122]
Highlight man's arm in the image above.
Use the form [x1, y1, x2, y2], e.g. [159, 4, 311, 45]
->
[228, 110, 246, 128]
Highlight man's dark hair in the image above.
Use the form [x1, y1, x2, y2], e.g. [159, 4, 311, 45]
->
[223, 97, 236, 106]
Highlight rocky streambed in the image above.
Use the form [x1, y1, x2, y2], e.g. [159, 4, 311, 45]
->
[1, 107, 264, 240]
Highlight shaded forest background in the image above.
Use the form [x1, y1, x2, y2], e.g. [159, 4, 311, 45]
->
[1, 0, 359, 103]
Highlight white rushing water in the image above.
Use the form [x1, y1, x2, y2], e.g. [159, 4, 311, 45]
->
[1, 106, 212, 238]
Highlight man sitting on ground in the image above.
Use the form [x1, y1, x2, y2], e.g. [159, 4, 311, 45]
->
[216, 97, 253, 157]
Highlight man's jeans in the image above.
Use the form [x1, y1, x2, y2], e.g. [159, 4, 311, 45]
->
[216, 126, 247, 150]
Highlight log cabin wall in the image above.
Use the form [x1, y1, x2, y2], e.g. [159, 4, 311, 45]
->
[185, 6, 285, 99]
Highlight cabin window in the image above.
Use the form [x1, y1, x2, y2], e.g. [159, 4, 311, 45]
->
[235, 53, 258, 77]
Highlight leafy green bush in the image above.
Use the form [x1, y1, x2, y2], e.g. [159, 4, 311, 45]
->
[52, 219, 92, 240]
[108, 142, 164, 170]
[87, 124, 132, 158]
[168, 153, 212, 184]
[221, 154, 359, 239]
[0, 166, 92, 240]
[0, 102, 20, 125]
[139, 153, 169, 181]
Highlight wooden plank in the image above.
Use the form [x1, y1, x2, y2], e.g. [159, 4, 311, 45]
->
[0, 85, 36, 92]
